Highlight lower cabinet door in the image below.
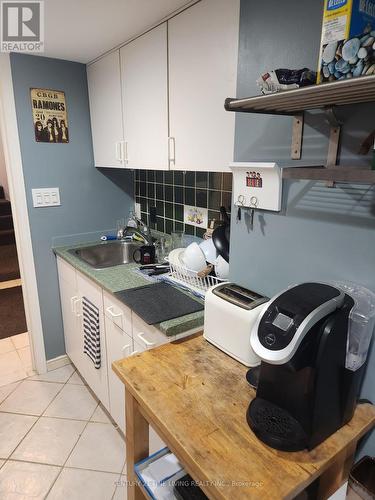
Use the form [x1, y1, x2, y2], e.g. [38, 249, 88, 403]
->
[58, 275, 81, 369]
[105, 316, 135, 434]
[76, 272, 110, 410]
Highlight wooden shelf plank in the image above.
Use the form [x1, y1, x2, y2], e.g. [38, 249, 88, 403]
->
[225, 75, 375, 115]
[282, 166, 375, 183]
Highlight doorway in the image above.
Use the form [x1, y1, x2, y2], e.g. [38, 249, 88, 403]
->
[0, 54, 47, 380]
[0, 134, 33, 385]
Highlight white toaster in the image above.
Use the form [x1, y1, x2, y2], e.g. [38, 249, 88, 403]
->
[204, 283, 269, 367]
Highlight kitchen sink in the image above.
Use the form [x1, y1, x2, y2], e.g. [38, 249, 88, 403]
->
[69, 240, 143, 269]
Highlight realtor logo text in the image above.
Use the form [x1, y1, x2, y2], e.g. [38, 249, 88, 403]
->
[1, 1, 44, 52]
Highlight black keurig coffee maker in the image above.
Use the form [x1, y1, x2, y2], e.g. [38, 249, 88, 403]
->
[247, 282, 374, 452]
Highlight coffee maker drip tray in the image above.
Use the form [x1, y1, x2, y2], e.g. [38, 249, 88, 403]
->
[247, 398, 308, 452]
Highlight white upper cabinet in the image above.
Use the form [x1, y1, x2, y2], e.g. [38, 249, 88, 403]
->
[87, 51, 125, 168]
[168, 0, 240, 171]
[87, 0, 240, 171]
[120, 24, 169, 170]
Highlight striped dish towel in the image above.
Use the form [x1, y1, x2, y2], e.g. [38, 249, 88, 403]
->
[82, 297, 101, 369]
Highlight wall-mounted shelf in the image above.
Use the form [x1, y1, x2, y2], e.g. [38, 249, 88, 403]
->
[225, 76, 375, 185]
[225, 75, 375, 115]
[282, 166, 375, 184]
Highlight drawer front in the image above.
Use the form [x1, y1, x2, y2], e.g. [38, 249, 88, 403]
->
[57, 257, 77, 289]
[132, 313, 171, 351]
[103, 291, 132, 335]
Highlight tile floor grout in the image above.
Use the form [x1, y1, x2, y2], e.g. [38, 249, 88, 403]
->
[0, 346, 127, 499]
[42, 402, 97, 498]
[0, 365, 126, 464]
[3, 373, 70, 461]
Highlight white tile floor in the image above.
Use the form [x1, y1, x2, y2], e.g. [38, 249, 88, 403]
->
[0, 333, 33, 387]
[0, 365, 127, 500]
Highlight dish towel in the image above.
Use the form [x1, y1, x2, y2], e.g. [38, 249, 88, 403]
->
[82, 297, 101, 369]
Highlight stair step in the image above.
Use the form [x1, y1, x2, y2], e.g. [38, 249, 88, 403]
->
[0, 186, 4, 199]
[0, 229, 15, 246]
[0, 199, 11, 216]
[0, 215, 13, 230]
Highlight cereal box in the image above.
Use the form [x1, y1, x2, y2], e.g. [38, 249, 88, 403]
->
[317, 0, 375, 83]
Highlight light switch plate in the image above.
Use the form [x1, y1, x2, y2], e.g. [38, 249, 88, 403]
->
[32, 188, 61, 208]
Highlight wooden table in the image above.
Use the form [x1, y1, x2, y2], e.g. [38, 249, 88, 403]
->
[113, 334, 375, 500]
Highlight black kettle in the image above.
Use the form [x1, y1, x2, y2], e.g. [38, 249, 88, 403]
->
[212, 206, 230, 263]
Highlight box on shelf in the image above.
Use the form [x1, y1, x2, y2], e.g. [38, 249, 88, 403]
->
[135, 448, 185, 500]
[317, 0, 375, 84]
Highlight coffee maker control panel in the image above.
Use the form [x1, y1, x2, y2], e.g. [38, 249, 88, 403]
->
[255, 283, 344, 354]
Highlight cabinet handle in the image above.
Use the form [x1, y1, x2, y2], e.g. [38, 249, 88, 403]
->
[122, 344, 131, 356]
[123, 141, 128, 165]
[106, 305, 124, 330]
[72, 298, 82, 317]
[168, 137, 176, 165]
[70, 296, 78, 313]
[106, 306, 122, 318]
[115, 142, 122, 162]
[137, 332, 155, 347]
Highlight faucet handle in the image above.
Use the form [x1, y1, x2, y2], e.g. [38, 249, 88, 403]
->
[116, 219, 126, 240]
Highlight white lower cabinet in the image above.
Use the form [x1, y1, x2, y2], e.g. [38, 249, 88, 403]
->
[105, 316, 134, 433]
[57, 258, 172, 449]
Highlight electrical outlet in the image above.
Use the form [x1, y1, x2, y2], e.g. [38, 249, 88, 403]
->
[135, 202, 141, 219]
[32, 188, 61, 208]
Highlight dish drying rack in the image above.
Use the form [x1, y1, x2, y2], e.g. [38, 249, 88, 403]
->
[163, 262, 226, 299]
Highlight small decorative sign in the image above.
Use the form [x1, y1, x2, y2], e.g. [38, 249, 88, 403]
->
[246, 171, 263, 188]
[30, 88, 69, 143]
[184, 205, 208, 229]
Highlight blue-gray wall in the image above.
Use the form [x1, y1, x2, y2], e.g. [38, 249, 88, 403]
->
[232, 0, 375, 455]
[10, 53, 134, 360]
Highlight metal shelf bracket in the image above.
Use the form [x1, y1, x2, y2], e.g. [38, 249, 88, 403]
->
[325, 107, 343, 187]
[291, 113, 304, 160]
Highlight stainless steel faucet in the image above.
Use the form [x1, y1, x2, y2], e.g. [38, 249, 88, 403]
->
[117, 218, 153, 245]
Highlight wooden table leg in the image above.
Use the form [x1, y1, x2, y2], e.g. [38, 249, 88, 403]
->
[315, 441, 356, 499]
[125, 389, 149, 500]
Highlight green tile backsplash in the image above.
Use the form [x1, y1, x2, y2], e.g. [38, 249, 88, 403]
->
[135, 170, 232, 237]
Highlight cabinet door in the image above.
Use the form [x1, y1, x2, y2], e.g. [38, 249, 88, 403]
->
[168, 0, 240, 171]
[57, 265, 80, 368]
[76, 272, 109, 410]
[87, 51, 124, 168]
[120, 23, 169, 170]
[105, 317, 135, 433]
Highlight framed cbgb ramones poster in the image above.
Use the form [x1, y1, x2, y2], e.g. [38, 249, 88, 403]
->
[31, 88, 69, 143]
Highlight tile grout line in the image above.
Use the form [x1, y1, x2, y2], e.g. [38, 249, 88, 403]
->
[42, 368, 102, 496]
[0, 379, 22, 405]
[14, 342, 31, 375]
[42, 388, 103, 499]
[0, 368, 89, 496]
[1, 365, 125, 498]
[2, 376, 69, 462]
[1, 366, 79, 463]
